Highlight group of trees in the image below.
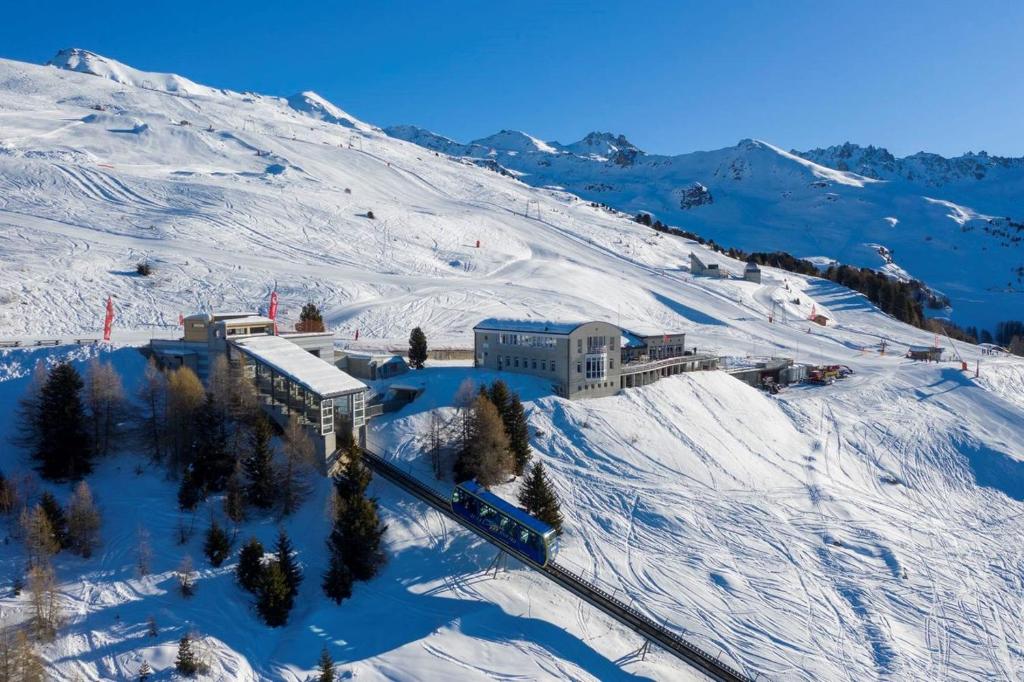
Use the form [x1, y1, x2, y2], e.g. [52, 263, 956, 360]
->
[453, 380, 531, 487]
[17, 358, 126, 481]
[140, 356, 316, 520]
[235, 530, 303, 627]
[322, 445, 387, 603]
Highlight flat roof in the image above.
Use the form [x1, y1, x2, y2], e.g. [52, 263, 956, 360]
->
[223, 315, 274, 326]
[473, 318, 593, 335]
[233, 335, 366, 398]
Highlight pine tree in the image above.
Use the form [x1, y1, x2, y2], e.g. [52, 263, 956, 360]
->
[137, 659, 152, 682]
[274, 529, 302, 602]
[192, 393, 233, 493]
[66, 480, 101, 557]
[175, 634, 198, 676]
[408, 327, 428, 369]
[506, 394, 531, 476]
[236, 537, 265, 593]
[298, 302, 326, 332]
[203, 518, 232, 567]
[256, 560, 292, 627]
[321, 549, 353, 604]
[244, 415, 277, 510]
[32, 362, 94, 480]
[518, 461, 563, 533]
[334, 494, 387, 581]
[316, 647, 337, 682]
[177, 467, 203, 512]
[223, 462, 246, 525]
[332, 444, 371, 502]
[38, 491, 69, 550]
[486, 380, 511, 421]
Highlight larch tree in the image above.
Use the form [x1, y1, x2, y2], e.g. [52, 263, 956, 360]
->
[408, 326, 428, 369]
[20, 505, 59, 569]
[457, 395, 512, 487]
[27, 563, 60, 641]
[85, 357, 126, 457]
[66, 481, 101, 558]
[137, 357, 168, 463]
[279, 416, 314, 517]
[31, 362, 93, 480]
[166, 367, 205, 474]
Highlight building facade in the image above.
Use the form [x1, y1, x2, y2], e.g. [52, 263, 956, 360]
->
[474, 319, 718, 400]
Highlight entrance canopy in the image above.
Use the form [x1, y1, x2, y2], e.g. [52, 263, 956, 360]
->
[232, 335, 365, 398]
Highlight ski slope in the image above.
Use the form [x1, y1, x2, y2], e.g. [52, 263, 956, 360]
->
[0, 50, 1023, 681]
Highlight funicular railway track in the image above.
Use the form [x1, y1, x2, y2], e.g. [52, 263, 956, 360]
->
[362, 449, 754, 682]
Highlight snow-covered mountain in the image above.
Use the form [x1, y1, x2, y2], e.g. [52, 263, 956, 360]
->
[1, 50, 1023, 682]
[386, 126, 1024, 330]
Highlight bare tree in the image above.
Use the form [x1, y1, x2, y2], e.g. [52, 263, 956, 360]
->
[207, 355, 233, 416]
[27, 564, 60, 641]
[177, 554, 196, 598]
[67, 481, 101, 558]
[20, 506, 58, 570]
[166, 367, 205, 473]
[453, 378, 477, 459]
[136, 524, 152, 577]
[137, 358, 168, 463]
[85, 358, 127, 457]
[0, 627, 45, 682]
[279, 416, 315, 517]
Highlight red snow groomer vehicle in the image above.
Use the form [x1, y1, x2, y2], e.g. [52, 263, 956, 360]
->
[806, 367, 836, 385]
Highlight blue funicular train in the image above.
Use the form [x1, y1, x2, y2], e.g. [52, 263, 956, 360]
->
[451, 480, 559, 566]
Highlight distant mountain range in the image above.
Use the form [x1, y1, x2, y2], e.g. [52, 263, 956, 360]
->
[386, 126, 1024, 330]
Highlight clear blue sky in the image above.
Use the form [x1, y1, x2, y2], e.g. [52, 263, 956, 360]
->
[3, 1, 1022, 157]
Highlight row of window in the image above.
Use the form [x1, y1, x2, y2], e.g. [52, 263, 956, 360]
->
[580, 335, 615, 353]
[575, 353, 612, 379]
[496, 333, 557, 348]
[500, 356, 556, 373]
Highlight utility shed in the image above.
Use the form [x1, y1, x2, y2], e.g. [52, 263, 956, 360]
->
[230, 335, 368, 461]
[743, 261, 762, 283]
[906, 345, 943, 362]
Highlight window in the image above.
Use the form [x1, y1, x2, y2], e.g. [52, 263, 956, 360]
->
[541, 360, 546, 371]
[514, 357, 520, 368]
[587, 336, 608, 353]
[609, 359, 615, 369]
[531, 359, 537, 369]
[551, 361, 556, 373]
[577, 339, 583, 353]
[585, 353, 607, 380]
[576, 362, 582, 374]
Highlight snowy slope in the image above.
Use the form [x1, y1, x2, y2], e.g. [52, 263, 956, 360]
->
[385, 127, 1024, 331]
[0, 50, 1023, 681]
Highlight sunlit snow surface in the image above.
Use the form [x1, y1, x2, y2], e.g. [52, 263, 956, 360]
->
[0, 53, 1022, 681]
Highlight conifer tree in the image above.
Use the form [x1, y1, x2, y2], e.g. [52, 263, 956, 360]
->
[13, 360, 47, 454]
[316, 647, 337, 682]
[299, 302, 326, 332]
[256, 560, 292, 627]
[137, 659, 152, 682]
[177, 467, 203, 512]
[455, 395, 512, 486]
[38, 491, 69, 550]
[321, 549, 353, 604]
[333, 495, 387, 582]
[506, 394, 532, 476]
[223, 462, 246, 525]
[203, 518, 231, 567]
[166, 367, 205, 473]
[66, 481, 101, 557]
[0, 469, 20, 516]
[175, 634, 198, 676]
[192, 393, 233, 493]
[408, 327, 428, 369]
[236, 537, 265, 593]
[274, 529, 302, 602]
[486, 380, 511, 421]
[244, 415, 277, 510]
[333, 444, 371, 501]
[518, 461, 563, 533]
[31, 362, 94, 480]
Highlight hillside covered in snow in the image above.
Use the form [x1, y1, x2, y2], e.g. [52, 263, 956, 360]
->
[0, 49, 1023, 681]
[385, 126, 1024, 331]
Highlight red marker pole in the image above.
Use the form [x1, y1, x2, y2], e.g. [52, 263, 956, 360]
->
[103, 296, 114, 342]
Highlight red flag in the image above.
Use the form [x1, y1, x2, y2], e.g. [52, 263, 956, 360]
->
[809, 304, 817, 320]
[103, 296, 114, 342]
[178, 312, 185, 326]
[268, 291, 279, 335]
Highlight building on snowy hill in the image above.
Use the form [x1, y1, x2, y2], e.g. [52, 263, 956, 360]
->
[473, 319, 717, 400]
[906, 345, 943, 362]
[148, 311, 369, 461]
[690, 252, 726, 278]
[337, 350, 409, 381]
[743, 261, 762, 284]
